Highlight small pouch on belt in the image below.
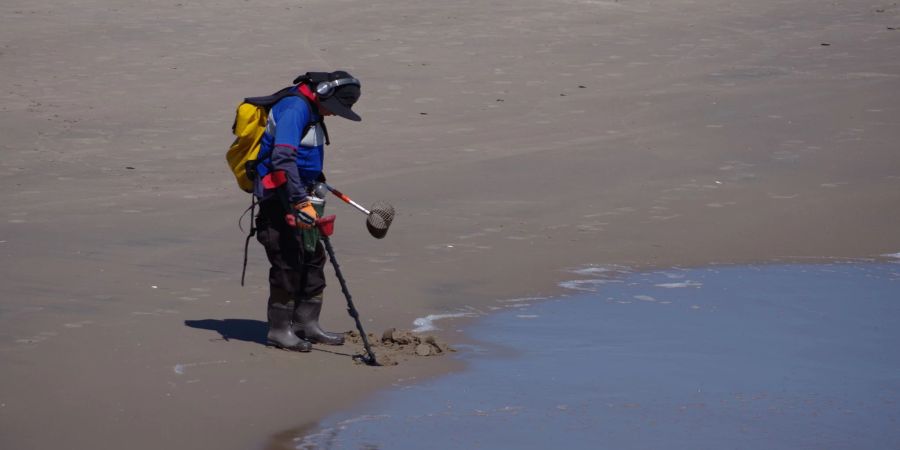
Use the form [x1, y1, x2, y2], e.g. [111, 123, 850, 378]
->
[301, 196, 325, 252]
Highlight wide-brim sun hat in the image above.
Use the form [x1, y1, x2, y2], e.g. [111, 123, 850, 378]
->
[319, 71, 361, 122]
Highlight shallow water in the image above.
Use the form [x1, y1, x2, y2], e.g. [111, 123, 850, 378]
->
[298, 262, 900, 449]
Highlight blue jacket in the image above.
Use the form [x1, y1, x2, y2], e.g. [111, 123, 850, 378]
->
[254, 95, 325, 203]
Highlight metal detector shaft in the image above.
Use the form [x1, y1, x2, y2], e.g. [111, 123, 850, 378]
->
[275, 191, 377, 365]
[324, 183, 370, 215]
[320, 235, 379, 366]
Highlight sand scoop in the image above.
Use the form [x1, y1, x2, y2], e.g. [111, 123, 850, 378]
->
[323, 184, 394, 239]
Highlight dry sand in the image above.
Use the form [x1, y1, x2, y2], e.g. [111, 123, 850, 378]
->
[2, 0, 899, 448]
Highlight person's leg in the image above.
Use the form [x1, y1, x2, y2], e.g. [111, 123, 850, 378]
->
[256, 198, 311, 351]
[293, 240, 345, 345]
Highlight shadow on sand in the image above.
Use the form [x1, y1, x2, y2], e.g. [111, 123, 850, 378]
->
[184, 319, 360, 360]
[184, 319, 267, 345]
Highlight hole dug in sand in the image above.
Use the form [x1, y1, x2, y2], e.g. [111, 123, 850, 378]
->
[344, 328, 455, 366]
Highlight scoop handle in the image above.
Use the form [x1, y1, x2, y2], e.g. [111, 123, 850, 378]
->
[323, 183, 371, 215]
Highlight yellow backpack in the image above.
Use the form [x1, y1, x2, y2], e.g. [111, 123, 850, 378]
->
[226, 85, 321, 193]
[226, 101, 269, 193]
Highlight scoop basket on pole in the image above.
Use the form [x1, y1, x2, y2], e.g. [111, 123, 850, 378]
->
[324, 184, 394, 239]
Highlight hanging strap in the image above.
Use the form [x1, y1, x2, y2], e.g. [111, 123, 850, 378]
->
[297, 83, 331, 146]
[320, 118, 330, 146]
[239, 195, 258, 286]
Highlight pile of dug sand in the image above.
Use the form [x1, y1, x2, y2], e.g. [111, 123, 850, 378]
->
[344, 328, 455, 366]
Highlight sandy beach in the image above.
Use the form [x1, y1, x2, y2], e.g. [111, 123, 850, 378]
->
[2, 0, 899, 448]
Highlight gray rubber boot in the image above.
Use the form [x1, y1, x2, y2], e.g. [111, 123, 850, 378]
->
[293, 294, 345, 346]
[267, 291, 311, 352]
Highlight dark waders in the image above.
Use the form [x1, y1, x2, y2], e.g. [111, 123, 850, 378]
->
[279, 193, 379, 366]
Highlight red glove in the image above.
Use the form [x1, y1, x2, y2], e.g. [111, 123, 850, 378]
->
[285, 200, 318, 230]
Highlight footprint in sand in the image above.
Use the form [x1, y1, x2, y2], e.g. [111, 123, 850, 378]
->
[133, 309, 180, 316]
[505, 235, 538, 241]
[425, 242, 491, 252]
[584, 206, 638, 218]
[188, 288, 211, 298]
[768, 193, 799, 199]
[648, 214, 681, 221]
[717, 161, 757, 182]
[173, 359, 230, 375]
[15, 331, 59, 345]
[576, 223, 605, 232]
[771, 151, 800, 162]
[366, 257, 396, 264]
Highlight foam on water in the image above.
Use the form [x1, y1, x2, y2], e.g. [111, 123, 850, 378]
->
[295, 415, 390, 450]
[495, 296, 548, 303]
[561, 264, 632, 291]
[411, 313, 474, 332]
[568, 264, 631, 276]
[558, 278, 623, 291]
[654, 280, 703, 288]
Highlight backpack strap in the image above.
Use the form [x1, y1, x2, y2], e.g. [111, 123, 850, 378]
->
[243, 85, 299, 107]
[320, 118, 331, 146]
[239, 195, 258, 286]
[293, 72, 329, 85]
[251, 84, 330, 145]
[295, 83, 331, 146]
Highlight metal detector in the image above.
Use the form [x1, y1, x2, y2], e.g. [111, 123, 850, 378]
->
[276, 190, 381, 366]
[316, 215, 380, 366]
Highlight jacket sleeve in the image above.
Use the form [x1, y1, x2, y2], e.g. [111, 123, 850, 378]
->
[271, 145, 306, 204]
[270, 104, 312, 204]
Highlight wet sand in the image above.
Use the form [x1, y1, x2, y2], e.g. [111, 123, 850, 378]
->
[1, 0, 899, 448]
